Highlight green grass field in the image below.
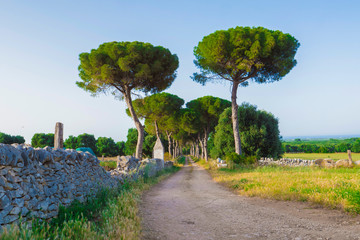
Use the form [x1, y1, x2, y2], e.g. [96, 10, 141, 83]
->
[283, 152, 360, 161]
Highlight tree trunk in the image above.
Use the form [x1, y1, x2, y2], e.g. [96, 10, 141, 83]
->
[175, 140, 179, 158]
[154, 120, 160, 139]
[124, 89, 144, 159]
[203, 128, 209, 162]
[195, 141, 199, 158]
[198, 134, 205, 159]
[166, 131, 172, 158]
[231, 81, 242, 155]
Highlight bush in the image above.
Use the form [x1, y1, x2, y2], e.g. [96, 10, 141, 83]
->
[175, 156, 186, 165]
[226, 152, 242, 164]
[64, 135, 78, 149]
[211, 103, 283, 159]
[31, 133, 54, 148]
[96, 137, 118, 157]
[226, 152, 257, 166]
[244, 155, 257, 165]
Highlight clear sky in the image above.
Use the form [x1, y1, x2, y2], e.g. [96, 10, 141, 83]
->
[1, 0, 360, 143]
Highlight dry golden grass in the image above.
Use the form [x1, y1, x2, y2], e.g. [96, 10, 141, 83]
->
[197, 159, 360, 214]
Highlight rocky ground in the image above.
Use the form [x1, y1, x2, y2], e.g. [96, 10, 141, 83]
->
[140, 158, 360, 240]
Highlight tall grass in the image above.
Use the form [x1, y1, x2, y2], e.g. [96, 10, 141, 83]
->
[0, 166, 180, 240]
[198, 160, 360, 214]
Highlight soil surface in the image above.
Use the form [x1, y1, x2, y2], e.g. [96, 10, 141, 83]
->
[140, 158, 360, 240]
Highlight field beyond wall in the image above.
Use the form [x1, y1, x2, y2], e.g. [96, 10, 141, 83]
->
[284, 152, 360, 161]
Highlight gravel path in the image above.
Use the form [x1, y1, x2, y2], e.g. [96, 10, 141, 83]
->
[140, 158, 360, 240]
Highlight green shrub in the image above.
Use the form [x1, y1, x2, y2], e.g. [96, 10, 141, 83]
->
[226, 152, 242, 164]
[244, 155, 257, 165]
[31, 133, 54, 148]
[226, 152, 257, 166]
[96, 137, 118, 157]
[211, 103, 283, 159]
[175, 156, 185, 165]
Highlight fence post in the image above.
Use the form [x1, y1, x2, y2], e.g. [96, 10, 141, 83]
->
[54, 122, 64, 149]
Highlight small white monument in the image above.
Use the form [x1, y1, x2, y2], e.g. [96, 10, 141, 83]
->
[153, 138, 165, 168]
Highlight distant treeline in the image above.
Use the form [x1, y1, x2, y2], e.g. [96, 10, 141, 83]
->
[0, 132, 25, 144]
[0, 130, 161, 158]
[282, 138, 360, 153]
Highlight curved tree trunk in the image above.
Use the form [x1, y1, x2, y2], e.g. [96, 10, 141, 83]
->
[231, 81, 242, 155]
[124, 89, 144, 159]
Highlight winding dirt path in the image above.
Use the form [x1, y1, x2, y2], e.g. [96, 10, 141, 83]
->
[140, 158, 360, 239]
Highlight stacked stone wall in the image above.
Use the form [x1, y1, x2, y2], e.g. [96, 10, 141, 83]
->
[258, 158, 314, 167]
[0, 144, 173, 228]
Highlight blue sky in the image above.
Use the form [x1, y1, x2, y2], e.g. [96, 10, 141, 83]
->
[1, 0, 360, 143]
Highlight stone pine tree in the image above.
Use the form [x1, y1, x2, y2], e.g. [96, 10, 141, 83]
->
[186, 96, 230, 161]
[192, 26, 299, 155]
[127, 93, 184, 158]
[128, 93, 184, 138]
[77, 41, 179, 159]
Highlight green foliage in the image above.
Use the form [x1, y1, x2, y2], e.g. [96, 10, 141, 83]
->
[116, 141, 126, 156]
[77, 41, 179, 159]
[175, 156, 186, 165]
[186, 96, 230, 130]
[77, 133, 97, 154]
[193, 26, 300, 86]
[226, 152, 242, 164]
[31, 133, 54, 148]
[143, 135, 157, 158]
[211, 103, 282, 159]
[64, 135, 78, 149]
[128, 93, 184, 142]
[226, 153, 257, 166]
[282, 138, 360, 153]
[124, 128, 165, 158]
[0, 132, 25, 144]
[77, 41, 179, 97]
[96, 137, 118, 157]
[125, 128, 138, 156]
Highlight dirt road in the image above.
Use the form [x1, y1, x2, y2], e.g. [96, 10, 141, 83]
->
[140, 158, 360, 239]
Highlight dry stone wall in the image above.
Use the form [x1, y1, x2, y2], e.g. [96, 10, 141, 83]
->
[259, 158, 314, 167]
[259, 157, 359, 167]
[0, 143, 173, 229]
